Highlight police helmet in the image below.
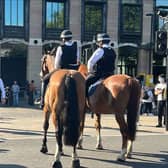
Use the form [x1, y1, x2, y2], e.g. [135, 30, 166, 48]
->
[60, 30, 72, 39]
[97, 33, 110, 42]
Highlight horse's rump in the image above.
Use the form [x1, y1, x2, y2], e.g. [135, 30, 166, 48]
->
[88, 74, 141, 114]
[44, 69, 85, 145]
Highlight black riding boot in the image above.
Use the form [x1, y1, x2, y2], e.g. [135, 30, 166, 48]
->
[40, 79, 49, 109]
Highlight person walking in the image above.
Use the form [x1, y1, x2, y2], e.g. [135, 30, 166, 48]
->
[28, 80, 36, 106]
[141, 86, 154, 116]
[85, 33, 116, 97]
[0, 78, 6, 104]
[40, 29, 80, 108]
[11, 80, 20, 106]
[154, 74, 167, 127]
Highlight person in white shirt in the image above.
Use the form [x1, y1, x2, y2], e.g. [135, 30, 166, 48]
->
[0, 78, 6, 104]
[154, 74, 167, 127]
[86, 33, 116, 97]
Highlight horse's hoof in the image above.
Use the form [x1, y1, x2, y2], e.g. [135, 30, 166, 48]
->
[72, 159, 80, 168]
[126, 153, 132, 159]
[117, 156, 126, 162]
[40, 146, 48, 153]
[52, 161, 62, 168]
[60, 151, 64, 156]
[96, 144, 103, 150]
[77, 144, 83, 150]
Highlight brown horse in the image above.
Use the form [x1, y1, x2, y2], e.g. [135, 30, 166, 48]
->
[40, 54, 86, 168]
[85, 74, 141, 161]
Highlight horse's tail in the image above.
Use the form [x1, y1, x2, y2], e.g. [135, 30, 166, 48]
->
[62, 74, 80, 146]
[127, 78, 141, 141]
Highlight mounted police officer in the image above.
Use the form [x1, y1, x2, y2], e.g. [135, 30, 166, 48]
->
[86, 33, 116, 97]
[55, 29, 80, 70]
[40, 29, 80, 108]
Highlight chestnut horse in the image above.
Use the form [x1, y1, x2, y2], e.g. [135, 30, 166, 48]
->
[40, 54, 86, 168]
[85, 74, 141, 161]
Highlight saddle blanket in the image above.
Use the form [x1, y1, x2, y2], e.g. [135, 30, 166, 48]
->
[88, 80, 102, 97]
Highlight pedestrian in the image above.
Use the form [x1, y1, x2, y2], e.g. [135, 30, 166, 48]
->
[154, 74, 167, 127]
[141, 86, 154, 116]
[40, 29, 80, 108]
[11, 80, 20, 106]
[0, 78, 6, 104]
[28, 80, 36, 105]
[85, 33, 116, 98]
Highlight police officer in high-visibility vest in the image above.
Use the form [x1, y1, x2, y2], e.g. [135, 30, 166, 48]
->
[55, 29, 80, 70]
[86, 33, 116, 97]
[40, 30, 80, 108]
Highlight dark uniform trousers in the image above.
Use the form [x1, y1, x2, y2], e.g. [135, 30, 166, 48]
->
[85, 72, 114, 98]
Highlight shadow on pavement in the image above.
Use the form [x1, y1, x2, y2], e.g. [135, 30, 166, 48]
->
[0, 128, 55, 138]
[0, 165, 27, 168]
[80, 150, 168, 168]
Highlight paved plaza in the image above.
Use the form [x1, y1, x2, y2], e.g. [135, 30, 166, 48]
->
[0, 105, 168, 168]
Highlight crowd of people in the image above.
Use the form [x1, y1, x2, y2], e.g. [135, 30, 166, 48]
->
[1, 29, 167, 128]
[137, 74, 167, 127]
[0, 79, 37, 107]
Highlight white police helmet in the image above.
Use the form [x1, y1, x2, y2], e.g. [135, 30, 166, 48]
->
[97, 33, 110, 42]
[60, 30, 72, 39]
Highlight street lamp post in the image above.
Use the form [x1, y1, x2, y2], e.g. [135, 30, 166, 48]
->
[146, 13, 154, 74]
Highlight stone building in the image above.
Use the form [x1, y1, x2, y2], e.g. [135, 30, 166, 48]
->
[0, 0, 166, 88]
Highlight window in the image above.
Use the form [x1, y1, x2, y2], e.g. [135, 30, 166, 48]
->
[46, 0, 65, 29]
[119, 0, 142, 44]
[122, 5, 141, 33]
[5, 0, 24, 26]
[83, 1, 106, 42]
[44, 0, 68, 40]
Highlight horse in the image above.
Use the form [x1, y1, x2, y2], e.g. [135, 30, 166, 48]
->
[40, 54, 86, 168]
[85, 74, 141, 161]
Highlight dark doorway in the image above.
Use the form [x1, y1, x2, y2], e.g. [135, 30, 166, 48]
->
[1, 56, 26, 87]
[0, 42, 27, 87]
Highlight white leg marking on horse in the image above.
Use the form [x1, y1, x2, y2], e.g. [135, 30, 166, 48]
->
[54, 143, 60, 161]
[96, 133, 103, 149]
[126, 140, 133, 158]
[117, 148, 127, 161]
[78, 134, 83, 148]
[72, 150, 78, 161]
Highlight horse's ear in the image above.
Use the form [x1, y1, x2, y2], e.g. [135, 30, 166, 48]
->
[50, 47, 57, 56]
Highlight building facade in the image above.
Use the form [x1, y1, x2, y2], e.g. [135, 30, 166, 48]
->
[0, 0, 165, 88]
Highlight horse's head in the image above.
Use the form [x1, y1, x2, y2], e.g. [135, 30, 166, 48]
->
[40, 54, 55, 78]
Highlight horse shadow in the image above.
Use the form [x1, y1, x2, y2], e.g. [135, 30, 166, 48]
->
[79, 150, 168, 168]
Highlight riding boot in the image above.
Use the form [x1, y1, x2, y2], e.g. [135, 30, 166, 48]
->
[40, 79, 49, 109]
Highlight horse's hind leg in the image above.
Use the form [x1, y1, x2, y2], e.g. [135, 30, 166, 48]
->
[40, 110, 50, 153]
[71, 146, 80, 168]
[115, 113, 128, 161]
[77, 108, 86, 149]
[52, 115, 63, 168]
[95, 113, 103, 149]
